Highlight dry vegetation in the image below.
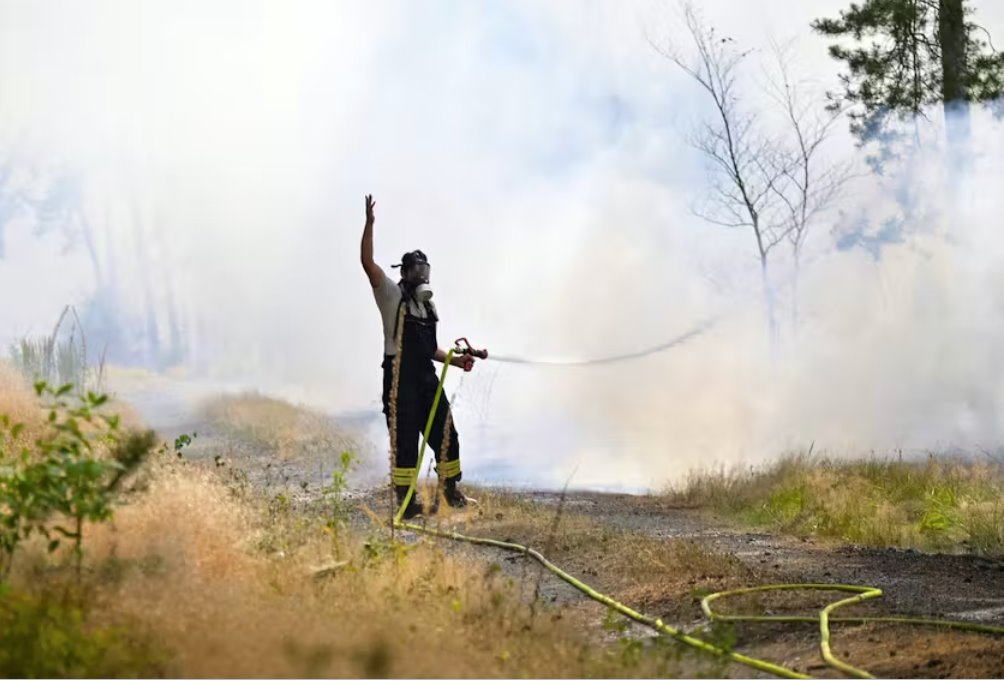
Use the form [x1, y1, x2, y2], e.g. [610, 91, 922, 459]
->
[0, 361, 46, 443]
[0, 375, 740, 678]
[200, 392, 360, 463]
[669, 452, 1004, 555]
[22, 466, 660, 677]
[6, 366, 1004, 678]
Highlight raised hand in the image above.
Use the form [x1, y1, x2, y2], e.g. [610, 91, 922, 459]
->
[365, 194, 376, 226]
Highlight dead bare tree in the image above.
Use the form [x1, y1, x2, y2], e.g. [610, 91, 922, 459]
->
[649, 4, 851, 340]
[762, 39, 852, 331]
[650, 6, 791, 343]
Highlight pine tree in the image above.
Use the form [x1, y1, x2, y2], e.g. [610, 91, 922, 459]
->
[812, 0, 1004, 147]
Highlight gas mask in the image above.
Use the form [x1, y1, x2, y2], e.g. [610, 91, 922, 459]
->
[404, 261, 432, 302]
[412, 262, 432, 302]
[395, 251, 433, 302]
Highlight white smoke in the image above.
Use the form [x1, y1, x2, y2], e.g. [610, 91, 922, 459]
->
[0, 0, 1002, 491]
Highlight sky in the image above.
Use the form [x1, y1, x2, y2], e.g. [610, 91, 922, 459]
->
[1, 0, 1003, 491]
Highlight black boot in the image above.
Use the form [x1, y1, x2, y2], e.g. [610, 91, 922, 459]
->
[395, 485, 425, 520]
[443, 478, 470, 509]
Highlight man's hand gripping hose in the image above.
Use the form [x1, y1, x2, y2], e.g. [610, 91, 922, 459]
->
[453, 336, 488, 372]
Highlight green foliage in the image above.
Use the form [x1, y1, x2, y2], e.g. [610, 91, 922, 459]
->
[812, 0, 1004, 144]
[758, 485, 807, 525]
[155, 432, 197, 462]
[0, 382, 156, 582]
[361, 530, 414, 568]
[172, 432, 194, 456]
[320, 450, 356, 558]
[919, 486, 960, 536]
[675, 453, 1004, 554]
[0, 589, 167, 678]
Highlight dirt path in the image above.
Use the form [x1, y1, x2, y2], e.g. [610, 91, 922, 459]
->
[167, 421, 1004, 678]
[521, 491, 1004, 626]
[348, 488, 1004, 678]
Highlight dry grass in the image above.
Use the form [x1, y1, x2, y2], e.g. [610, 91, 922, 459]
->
[0, 359, 144, 453]
[200, 392, 358, 463]
[0, 382, 760, 678]
[668, 452, 1004, 555]
[5, 462, 717, 678]
[0, 360, 47, 447]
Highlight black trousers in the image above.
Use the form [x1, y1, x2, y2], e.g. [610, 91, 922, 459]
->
[382, 356, 461, 485]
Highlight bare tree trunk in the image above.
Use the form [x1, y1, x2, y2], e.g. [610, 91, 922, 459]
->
[751, 217, 779, 349]
[939, 0, 970, 147]
[760, 254, 778, 349]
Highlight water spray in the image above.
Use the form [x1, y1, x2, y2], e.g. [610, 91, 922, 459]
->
[467, 316, 721, 368]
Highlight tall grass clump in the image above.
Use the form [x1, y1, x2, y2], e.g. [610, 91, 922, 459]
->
[669, 452, 1004, 555]
[8, 305, 105, 393]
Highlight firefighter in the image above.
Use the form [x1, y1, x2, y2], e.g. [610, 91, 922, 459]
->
[359, 194, 474, 518]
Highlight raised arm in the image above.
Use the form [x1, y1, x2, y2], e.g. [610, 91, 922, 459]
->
[360, 194, 385, 288]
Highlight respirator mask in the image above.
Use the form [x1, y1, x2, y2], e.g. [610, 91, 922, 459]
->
[395, 251, 433, 303]
[412, 261, 432, 302]
[414, 281, 433, 303]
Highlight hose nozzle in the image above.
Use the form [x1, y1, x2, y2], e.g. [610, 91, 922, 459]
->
[453, 337, 488, 371]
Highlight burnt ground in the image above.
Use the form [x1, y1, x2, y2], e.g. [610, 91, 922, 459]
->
[519, 491, 1004, 627]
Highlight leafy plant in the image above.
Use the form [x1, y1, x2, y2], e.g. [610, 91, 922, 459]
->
[0, 382, 156, 583]
[320, 450, 355, 558]
[0, 589, 167, 677]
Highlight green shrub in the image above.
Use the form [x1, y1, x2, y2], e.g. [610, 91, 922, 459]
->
[0, 382, 156, 581]
[0, 587, 167, 678]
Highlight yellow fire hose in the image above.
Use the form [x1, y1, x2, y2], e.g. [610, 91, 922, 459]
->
[388, 344, 1004, 678]
[701, 584, 1004, 678]
[397, 520, 810, 678]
